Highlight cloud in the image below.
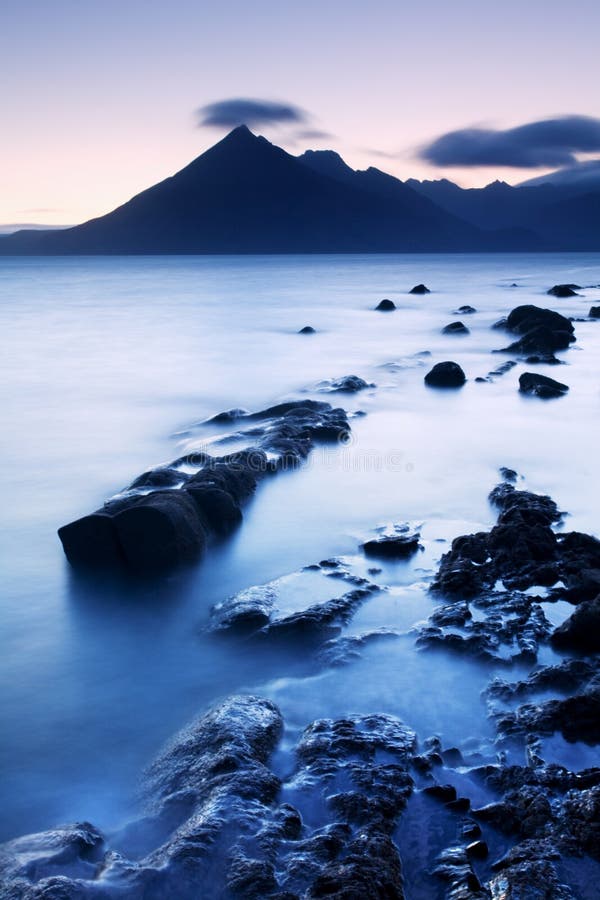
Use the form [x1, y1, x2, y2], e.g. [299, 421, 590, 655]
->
[295, 128, 335, 142]
[420, 115, 600, 168]
[197, 98, 307, 129]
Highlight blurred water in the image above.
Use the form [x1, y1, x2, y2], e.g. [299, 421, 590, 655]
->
[0, 253, 598, 842]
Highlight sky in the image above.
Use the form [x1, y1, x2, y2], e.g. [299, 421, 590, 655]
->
[1, 0, 599, 226]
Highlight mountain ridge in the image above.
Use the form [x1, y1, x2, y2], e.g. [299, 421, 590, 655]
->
[0, 126, 595, 254]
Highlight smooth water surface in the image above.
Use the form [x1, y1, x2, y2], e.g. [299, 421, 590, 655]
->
[0, 253, 598, 841]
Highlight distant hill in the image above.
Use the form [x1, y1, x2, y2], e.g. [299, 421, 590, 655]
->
[406, 176, 600, 250]
[0, 126, 595, 255]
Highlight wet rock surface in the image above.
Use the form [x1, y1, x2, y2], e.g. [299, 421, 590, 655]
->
[5, 468, 600, 898]
[58, 400, 350, 575]
[519, 372, 569, 399]
[424, 361, 467, 388]
[496, 304, 576, 361]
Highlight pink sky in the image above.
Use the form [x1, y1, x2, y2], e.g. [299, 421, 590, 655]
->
[2, 0, 599, 226]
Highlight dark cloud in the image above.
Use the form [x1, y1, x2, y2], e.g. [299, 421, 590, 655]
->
[421, 115, 600, 168]
[197, 98, 307, 129]
[295, 128, 335, 142]
[519, 157, 600, 189]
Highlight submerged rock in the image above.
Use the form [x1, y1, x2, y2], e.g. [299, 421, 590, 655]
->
[298, 325, 316, 334]
[409, 284, 430, 294]
[519, 372, 569, 399]
[589, 306, 600, 319]
[375, 298, 396, 311]
[59, 400, 350, 575]
[454, 304, 477, 314]
[548, 284, 580, 297]
[424, 361, 466, 388]
[442, 321, 470, 335]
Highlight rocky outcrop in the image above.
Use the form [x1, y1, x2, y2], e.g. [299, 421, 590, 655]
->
[496, 304, 576, 360]
[58, 401, 349, 575]
[424, 361, 466, 388]
[409, 284, 430, 294]
[362, 529, 422, 559]
[375, 298, 396, 311]
[519, 372, 569, 399]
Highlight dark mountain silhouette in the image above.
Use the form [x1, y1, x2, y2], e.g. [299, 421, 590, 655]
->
[0, 126, 595, 254]
[407, 177, 600, 250]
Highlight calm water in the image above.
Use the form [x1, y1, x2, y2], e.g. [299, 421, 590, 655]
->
[0, 253, 599, 843]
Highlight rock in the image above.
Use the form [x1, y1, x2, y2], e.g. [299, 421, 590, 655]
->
[409, 284, 430, 294]
[375, 298, 396, 311]
[551, 595, 600, 653]
[424, 361, 466, 388]
[498, 304, 576, 357]
[59, 400, 350, 575]
[442, 321, 470, 335]
[209, 585, 278, 635]
[113, 490, 207, 572]
[362, 531, 422, 559]
[548, 284, 580, 297]
[466, 840, 488, 860]
[519, 372, 569, 399]
[324, 375, 373, 393]
[299, 325, 316, 334]
[499, 466, 519, 483]
[423, 784, 457, 803]
[589, 306, 600, 319]
[260, 586, 378, 646]
[455, 305, 477, 314]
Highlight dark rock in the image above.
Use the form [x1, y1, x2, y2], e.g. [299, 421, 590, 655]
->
[442, 321, 470, 335]
[112, 490, 207, 573]
[466, 840, 488, 860]
[590, 306, 600, 319]
[499, 466, 519, 483]
[129, 467, 188, 490]
[409, 284, 430, 294]
[375, 298, 396, 311]
[423, 784, 457, 803]
[442, 747, 464, 767]
[209, 585, 278, 635]
[455, 305, 477, 314]
[498, 304, 576, 356]
[325, 375, 373, 393]
[519, 372, 569, 399]
[261, 586, 378, 646]
[299, 325, 316, 334]
[548, 284, 580, 297]
[424, 361, 466, 388]
[59, 400, 350, 575]
[551, 596, 600, 653]
[362, 531, 422, 559]
[446, 797, 471, 813]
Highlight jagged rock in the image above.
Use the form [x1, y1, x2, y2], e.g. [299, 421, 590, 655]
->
[519, 372, 569, 399]
[442, 321, 470, 335]
[424, 362, 466, 388]
[551, 595, 600, 653]
[375, 299, 396, 311]
[260, 586, 378, 646]
[547, 284, 580, 297]
[409, 284, 430, 294]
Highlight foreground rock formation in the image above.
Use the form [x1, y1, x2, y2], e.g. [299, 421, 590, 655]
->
[58, 400, 349, 575]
